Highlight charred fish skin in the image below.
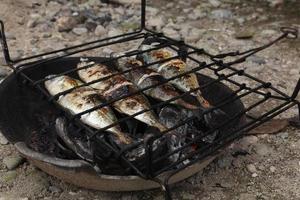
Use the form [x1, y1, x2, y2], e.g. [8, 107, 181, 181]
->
[55, 117, 94, 162]
[44, 75, 133, 146]
[77, 59, 167, 133]
[44, 75, 82, 96]
[139, 39, 228, 128]
[120, 59, 198, 110]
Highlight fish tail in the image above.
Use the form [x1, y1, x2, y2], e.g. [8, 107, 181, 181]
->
[193, 91, 229, 128]
[155, 122, 168, 133]
[196, 94, 212, 109]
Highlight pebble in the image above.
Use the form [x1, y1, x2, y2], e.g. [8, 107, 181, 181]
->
[185, 28, 205, 42]
[270, 166, 276, 173]
[72, 27, 88, 35]
[208, 0, 221, 7]
[94, 25, 107, 37]
[211, 9, 233, 20]
[42, 33, 52, 38]
[252, 173, 258, 177]
[45, 1, 61, 19]
[0, 67, 12, 77]
[217, 154, 233, 168]
[235, 29, 255, 39]
[1, 170, 17, 183]
[56, 16, 78, 32]
[85, 21, 97, 31]
[246, 164, 257, 173]
[254, 143, 275, 156]
[69, 191, 77, 196]
[108, 28, 123, 37]
[0, 131, 8, 145]
[27, 19, 38, 28]
[261, 29, 277, 36]
[49, 185, 62, 193]
[3, 155, 25, 170]
[5, 33, 16, 40]
[247, 55, 266, 65]
[278, 132, 289, 139]
[147, 16, 165, 31]
[162, 27, 180, 40]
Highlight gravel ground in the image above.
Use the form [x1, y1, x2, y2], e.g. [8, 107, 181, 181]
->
[0, 0, 299, 199]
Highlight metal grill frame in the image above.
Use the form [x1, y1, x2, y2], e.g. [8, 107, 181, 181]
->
[0, 1, 300, 199]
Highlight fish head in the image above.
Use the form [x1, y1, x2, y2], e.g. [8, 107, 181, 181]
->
[44, 75, 82, 96]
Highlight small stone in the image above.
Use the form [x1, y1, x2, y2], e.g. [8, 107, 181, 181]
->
[270, 166, 276, 173]
[278, 132, 289, 139]
[236, 17, 245, 24]
[69, 191, 77, 195]
[235, 29, 255, 39]
[185, 28, 205, 43]
[0, 131, 8, 145]
[261, 29, 277, 36]
[1, 170, 17, 182]
[252, 173, 258, 177]
[3, 155, 25, 170]
[211, 9, 233, 20]
[217, 155, 233, 168]
[56, 16, 78, 32]
[27, 19, 38, 28]
[246, 164, 257, 173]
[108, 28, 123, 37]
[269, 0, 284, 7]
[208, 0, 221, 7]
[49, 185, 62, 193]
[85, 21, 97, 31]
[5, 33, 16, 40]
[162, 27, 180, 40]
[247, 55, 266, 65]
[255, 143, 275, 156]
[0, 67, 12, 77]
[17, 17, 25, 25]
[42, 33, 52, 38]
[121, 22, 140, 31]
[147, 16, 165, 31]
[94, 25, 107, 37]
[72, 27, 88, 35]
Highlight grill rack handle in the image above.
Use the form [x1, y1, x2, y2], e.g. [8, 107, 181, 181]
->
[0, 20, 12, 67]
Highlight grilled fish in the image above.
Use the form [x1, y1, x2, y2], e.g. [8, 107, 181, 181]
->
[44, 75, 133, 146]
[139, 40, 228, 128]
[138, 46, 211, 108]
[118, 58, 198, 110]
[77, 59, 168, 133]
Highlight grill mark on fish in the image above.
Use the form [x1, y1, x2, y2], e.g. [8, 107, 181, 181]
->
[44, 75, 133, 145]
[118, 58, 198, 110]
[78, 59, 169, 132]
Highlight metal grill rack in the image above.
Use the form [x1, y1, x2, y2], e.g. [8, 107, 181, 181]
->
[0, 0, 299, 199]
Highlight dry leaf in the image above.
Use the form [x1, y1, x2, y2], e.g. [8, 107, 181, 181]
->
[247, 119, 289, 135]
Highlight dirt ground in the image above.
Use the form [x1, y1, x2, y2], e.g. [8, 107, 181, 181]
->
[0, 0, 299, 199]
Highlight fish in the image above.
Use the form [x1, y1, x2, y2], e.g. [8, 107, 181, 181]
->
[117, 58, 198, 110]
[44, 75, 133, 146]
[138, 45, 210, 108]
[77, 59, 168, 133]
[55, 117, 94, 162]
[139, 40, 228, 128]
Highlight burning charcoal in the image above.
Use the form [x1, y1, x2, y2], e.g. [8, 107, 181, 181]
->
[55, 117, 94, 162]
